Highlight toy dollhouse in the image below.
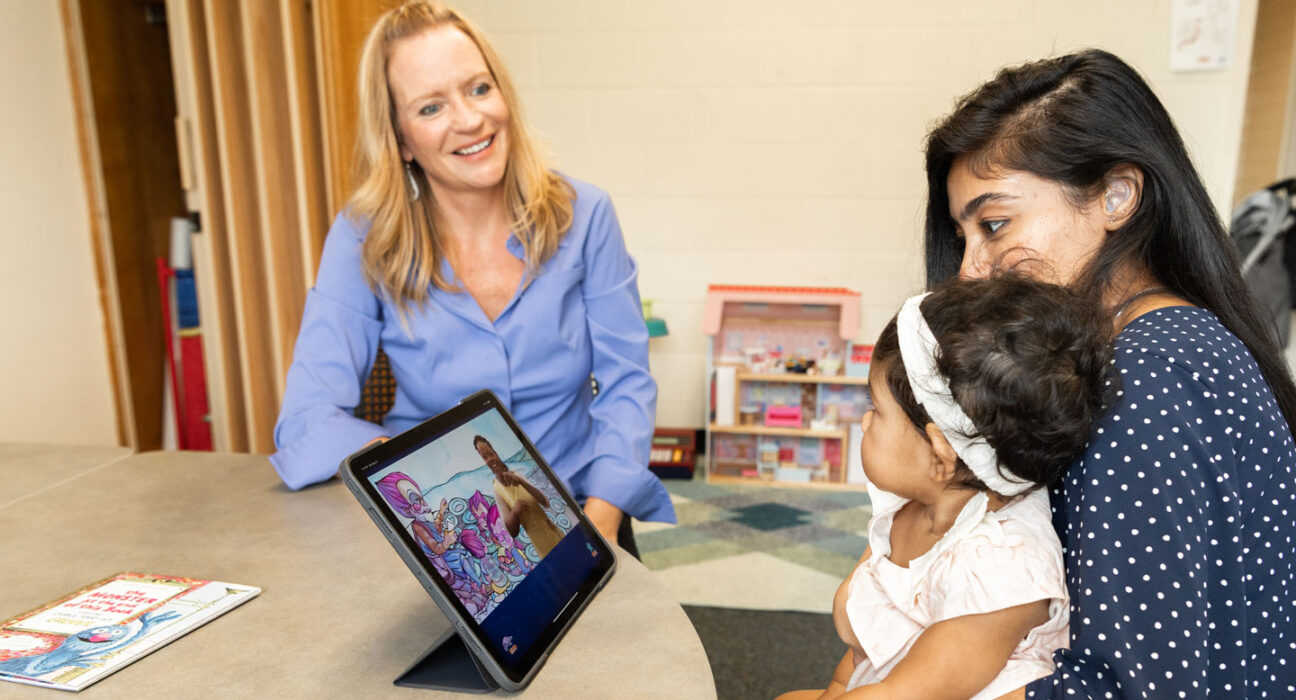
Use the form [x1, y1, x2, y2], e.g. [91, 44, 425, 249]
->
[702, 285, 871, 488]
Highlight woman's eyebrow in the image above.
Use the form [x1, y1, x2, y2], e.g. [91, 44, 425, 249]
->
[955, 192, 1015, 221]
[404, 73, 492, 109]
[405, 88, 444, 109]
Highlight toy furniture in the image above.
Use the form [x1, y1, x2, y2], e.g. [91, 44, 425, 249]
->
[648, 428, 698, 479]
[763, 405, 802, 428]
[702, 285, 871, 488]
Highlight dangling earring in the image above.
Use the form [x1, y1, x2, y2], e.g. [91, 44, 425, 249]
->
[405, 162, 420, 202]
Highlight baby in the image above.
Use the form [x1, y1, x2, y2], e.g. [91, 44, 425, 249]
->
[780, 276, 1110, 699]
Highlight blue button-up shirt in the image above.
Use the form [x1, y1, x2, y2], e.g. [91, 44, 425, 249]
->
[270, 176, 675, 523]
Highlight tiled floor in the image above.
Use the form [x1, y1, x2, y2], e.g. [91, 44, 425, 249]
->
[634, 474, 872, 613]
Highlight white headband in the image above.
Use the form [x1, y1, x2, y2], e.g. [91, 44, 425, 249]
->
[895, 293, 1033, 496]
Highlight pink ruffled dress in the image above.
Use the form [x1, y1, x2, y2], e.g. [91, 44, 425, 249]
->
[842, 486, 1069, 698]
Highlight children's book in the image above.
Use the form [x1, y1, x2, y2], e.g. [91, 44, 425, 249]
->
[0, 572, 259, 692]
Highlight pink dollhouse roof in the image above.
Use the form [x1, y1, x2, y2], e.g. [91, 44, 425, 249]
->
[702, 284, 861, 339]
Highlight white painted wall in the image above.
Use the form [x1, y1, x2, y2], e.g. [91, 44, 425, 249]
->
[0, 0, 117, 445]
[454, 0, 1259, 428]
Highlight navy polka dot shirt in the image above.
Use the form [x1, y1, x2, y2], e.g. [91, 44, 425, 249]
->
[1026, 307, 1296, 698]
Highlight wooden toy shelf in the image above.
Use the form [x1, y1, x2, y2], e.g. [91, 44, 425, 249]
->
[709, 423, 849, 439]
[702, 285, 870, 490]
[735, 372, 870, 386]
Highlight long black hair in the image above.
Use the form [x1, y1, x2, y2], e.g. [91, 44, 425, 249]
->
[923, 48, 1296, 431]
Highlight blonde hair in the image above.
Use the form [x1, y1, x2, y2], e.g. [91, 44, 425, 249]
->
[350, 1, 573, 318]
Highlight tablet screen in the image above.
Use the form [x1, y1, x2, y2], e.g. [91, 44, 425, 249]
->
[354, 397, 611, 679]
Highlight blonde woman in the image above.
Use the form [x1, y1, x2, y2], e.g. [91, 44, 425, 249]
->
[270, 1, 673, 551]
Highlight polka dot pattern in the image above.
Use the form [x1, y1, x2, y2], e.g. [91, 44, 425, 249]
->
[1026, 307, 1296, 698]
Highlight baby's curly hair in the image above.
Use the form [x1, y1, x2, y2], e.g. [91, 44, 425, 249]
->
[873, 276, 1112, 491]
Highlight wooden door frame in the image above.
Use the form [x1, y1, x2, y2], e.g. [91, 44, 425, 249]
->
[59, 0, 132, 448]
[1284, 36, 1296, 179]
[59, 0, 189, 451]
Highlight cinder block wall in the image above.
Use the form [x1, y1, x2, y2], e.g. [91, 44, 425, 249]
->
[455, 0, 1258, 428]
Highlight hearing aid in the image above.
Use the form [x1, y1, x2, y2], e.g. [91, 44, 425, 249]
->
[1104, 179, 1133, 214]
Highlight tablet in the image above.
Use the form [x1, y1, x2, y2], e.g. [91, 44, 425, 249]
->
[339, 390, 617, 692]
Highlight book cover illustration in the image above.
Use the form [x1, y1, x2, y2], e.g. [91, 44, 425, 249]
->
[0, 572, 259, 691]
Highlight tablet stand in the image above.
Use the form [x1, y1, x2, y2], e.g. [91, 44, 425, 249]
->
[394, 628, 499, 694]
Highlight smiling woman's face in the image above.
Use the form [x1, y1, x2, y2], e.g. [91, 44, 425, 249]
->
[946, 155, 1110, 284]
[387, 25, 510, 200]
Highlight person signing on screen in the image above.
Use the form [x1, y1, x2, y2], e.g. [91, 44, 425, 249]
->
[474, 435, 564, 558]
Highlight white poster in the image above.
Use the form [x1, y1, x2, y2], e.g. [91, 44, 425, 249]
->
[1170, 0, 1240, 72]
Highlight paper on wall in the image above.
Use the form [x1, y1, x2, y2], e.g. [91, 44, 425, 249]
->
[1170, 0, 1240, 72]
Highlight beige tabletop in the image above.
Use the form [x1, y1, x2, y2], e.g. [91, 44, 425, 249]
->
[0, 449, 716, 698]
[0, 443, 130, 510]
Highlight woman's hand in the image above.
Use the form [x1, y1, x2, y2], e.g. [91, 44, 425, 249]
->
[583, 496, 623, 544]
[495, 470, 524, 488]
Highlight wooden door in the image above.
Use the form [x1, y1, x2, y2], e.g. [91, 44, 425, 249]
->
[162, 0, 386, 453]
[61, 0, 187, 450]
[68, 0, 388, 453]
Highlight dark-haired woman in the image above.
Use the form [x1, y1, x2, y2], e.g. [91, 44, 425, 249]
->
[924, 49, 1296, 697]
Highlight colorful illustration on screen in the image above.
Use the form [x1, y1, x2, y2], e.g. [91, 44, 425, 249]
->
[369, 410, 576, 623]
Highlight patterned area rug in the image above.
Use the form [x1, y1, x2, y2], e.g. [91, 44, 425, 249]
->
[634, 473, 873, 613]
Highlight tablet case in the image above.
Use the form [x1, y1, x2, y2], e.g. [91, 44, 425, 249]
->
[341, 389, 617, 693]
[394, 627, 497, 693]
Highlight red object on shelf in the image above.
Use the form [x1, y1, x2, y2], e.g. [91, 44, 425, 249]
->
[765, 405, 802, 428]
[824, 439, 842, 474]
[847, 343, 874, 378]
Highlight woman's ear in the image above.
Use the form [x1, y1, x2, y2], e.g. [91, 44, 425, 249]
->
[396, 130, 412, 163]
[923, 423, 960, 483]
[1102, 164, 1144, 231]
